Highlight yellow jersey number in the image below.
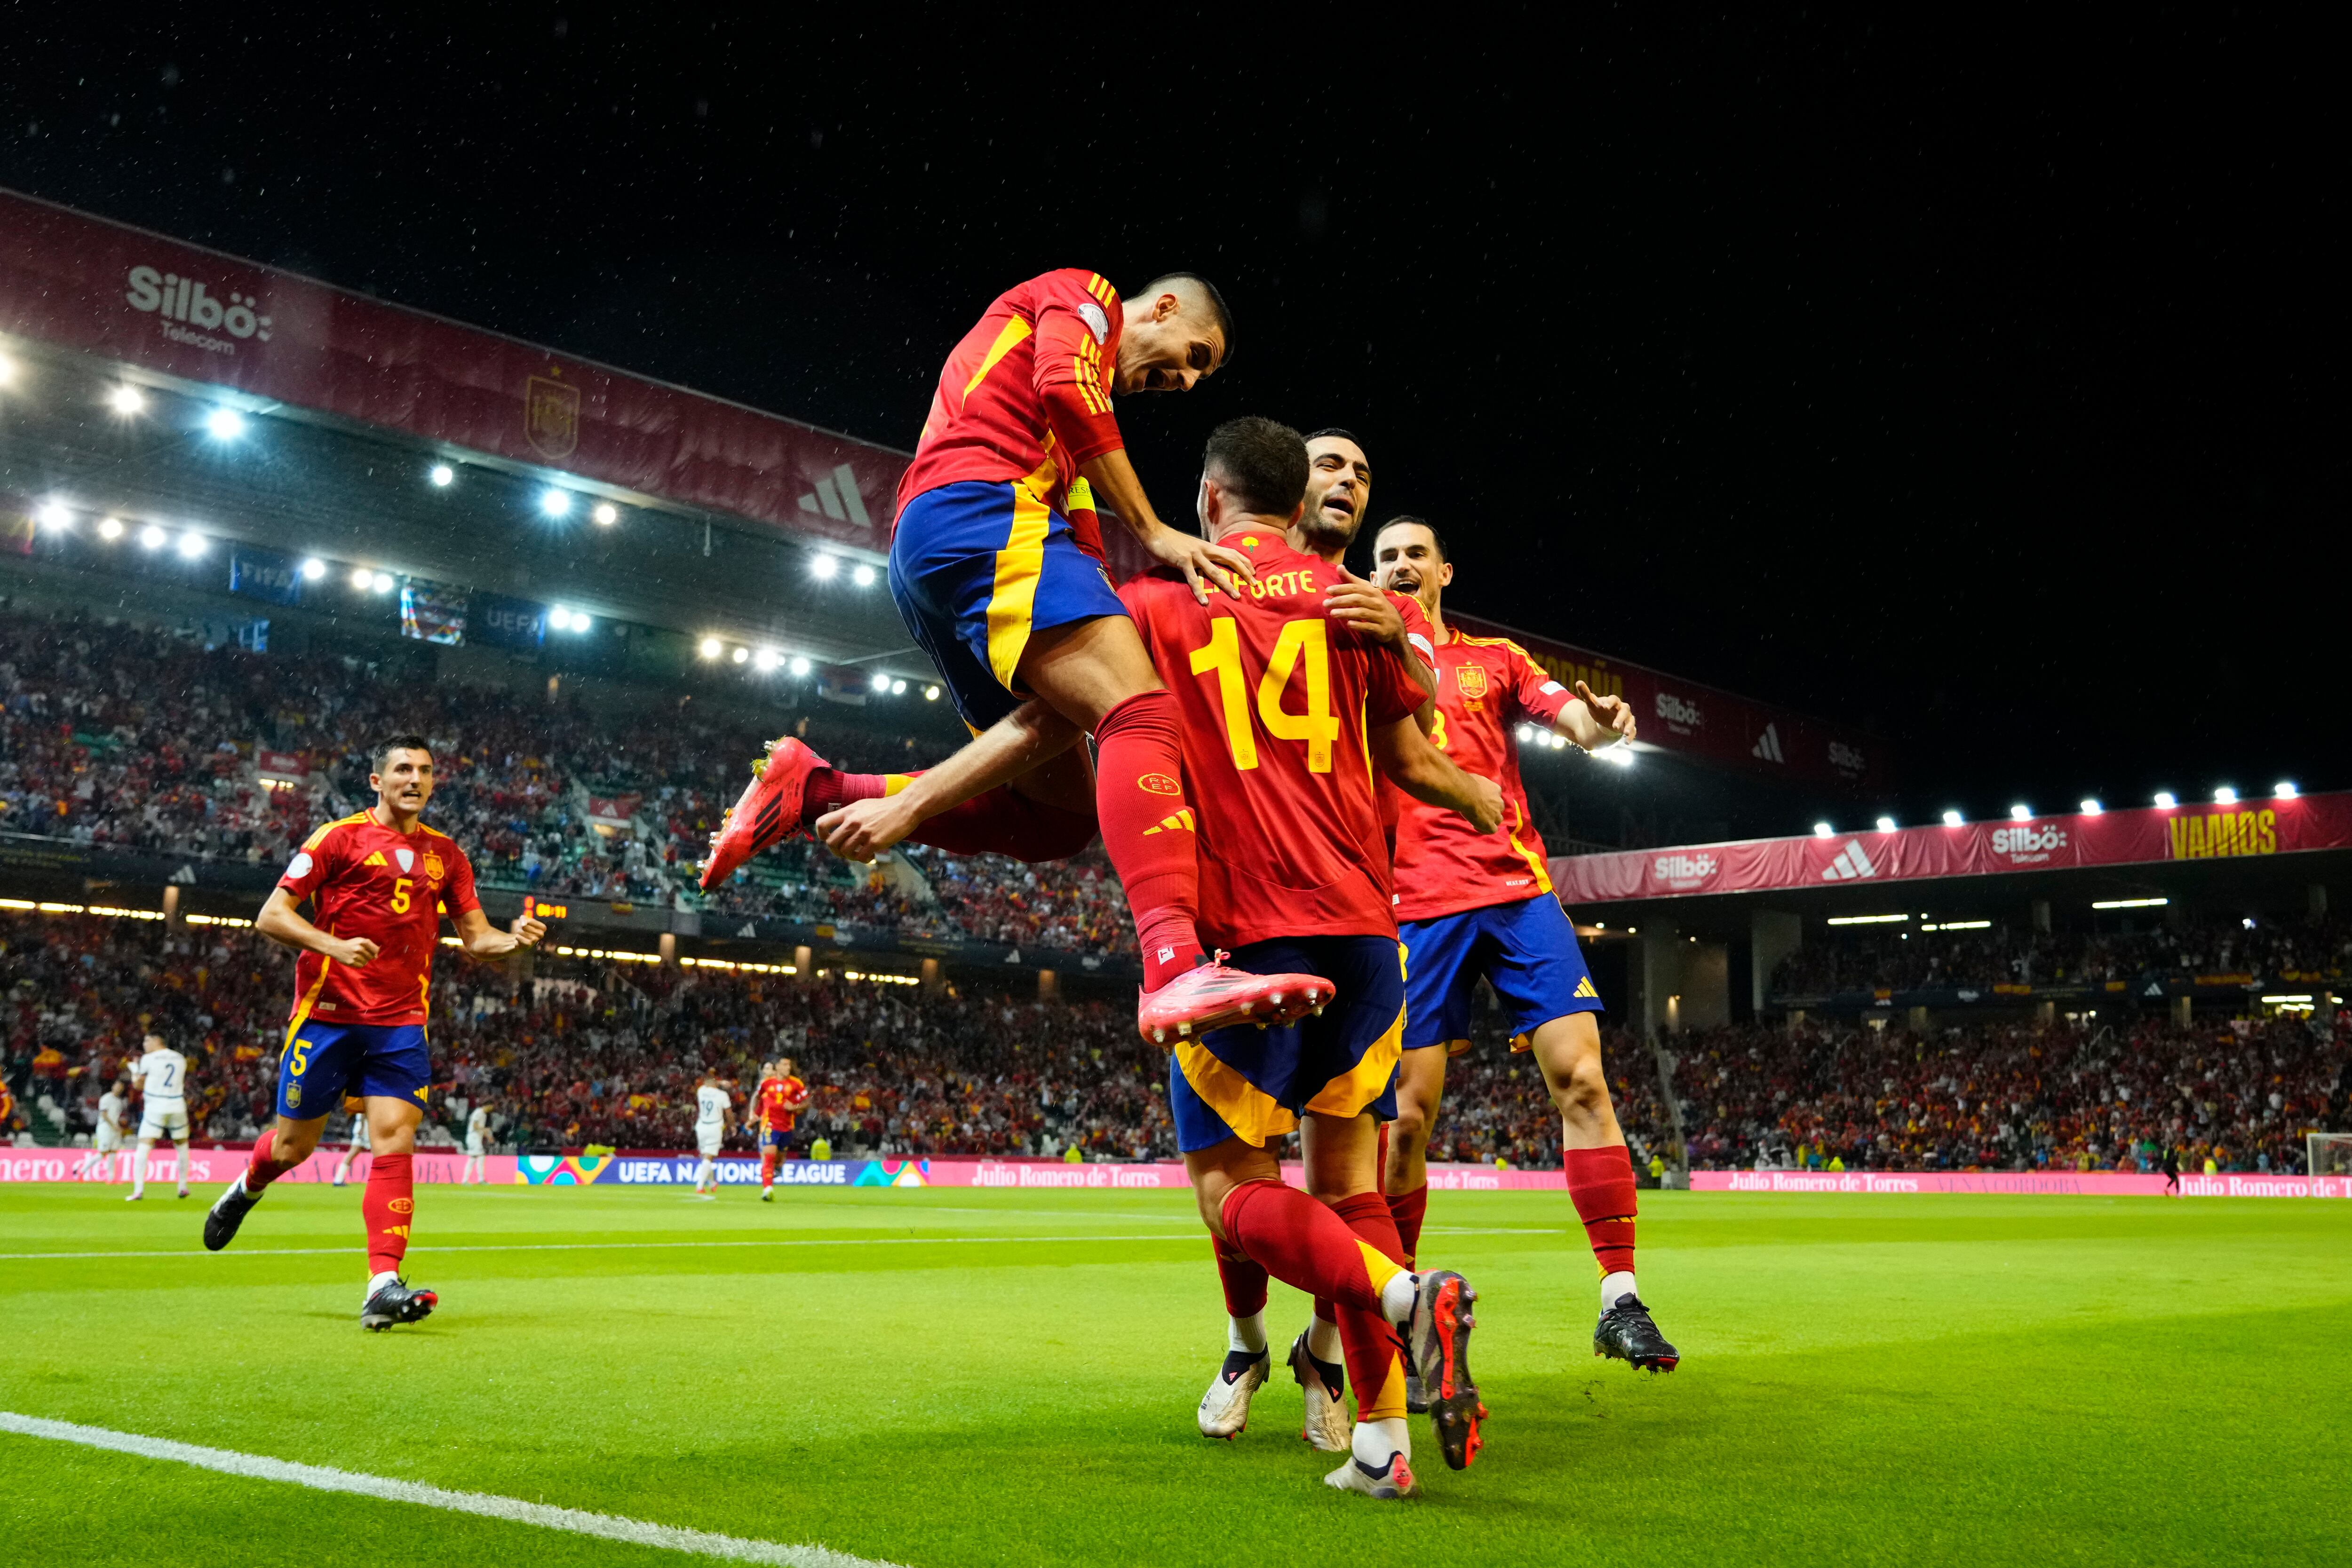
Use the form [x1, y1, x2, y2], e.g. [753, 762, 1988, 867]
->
[1187, 617, 1340, 773]
[389, 877, 413, 914]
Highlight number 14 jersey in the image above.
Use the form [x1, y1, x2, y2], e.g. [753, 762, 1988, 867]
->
[276, 810, 482, 1028]
[1120, 532, 1427, 950]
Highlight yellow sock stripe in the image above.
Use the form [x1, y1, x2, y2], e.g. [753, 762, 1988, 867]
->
[1354, 1237, 1406, 1301]
[1359, 1348, 1411, 1422]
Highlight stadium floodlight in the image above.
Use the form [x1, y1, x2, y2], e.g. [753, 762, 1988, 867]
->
[698, 636, 723, 659]
[891, 678, 907, 695]
[1942, 809, 1964, 827]
[731, 646, 749, 665]
[539, 488, 572, 518]
[1827, 913, 1909, 926]
[108, 385, 146, 414]
[429, 464, 454, 487]
[870, 670, 891, 692]
[0, 351, 14, 384]
[1813, 821, 1834, 838]
[2275, 781, 2298, 800]
[1875, 816, 1896, 832]
[299, 558, 326, 581]
[97, 517, 123, 540]
[371, 571, 395, 593]
[1516, 724, 1536, 744]
[350, 566, 374, 589]
[139, 524, 168, 550]
[592, 503, 619, 526]
[2080, 798, 2103, 816]
[924, 684, 940, 701]
[754, 648, 781, 672]
[789, 656, 810, 676]
[810, 554, 839, 581]
[2010, 804, 2032, 821]
[204, 407, 246, 440]
[2153, 791, 2177, 808]
[35, 502, 71, 531]
[2213, 786, 2238, 805]
[1597, 741, 1633, 765]
[2092, 897, 2168, 910]
[852, 563, 877, 587]
[176, 530, 207, 559]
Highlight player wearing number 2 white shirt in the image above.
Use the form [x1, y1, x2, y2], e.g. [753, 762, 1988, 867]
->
[691, 1073, 732, 1198]
[126, 1034, 191, 1201]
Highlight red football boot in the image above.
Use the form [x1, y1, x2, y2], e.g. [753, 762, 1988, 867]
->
[1137, 952, 1337, 1045]
[699, 737, 829, 890]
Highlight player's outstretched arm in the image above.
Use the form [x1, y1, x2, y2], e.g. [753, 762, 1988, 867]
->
[1556, 679, 1637, 750]
[1083, 448, 1254, 605]
[452, 906, 547, 958]
[816, 698, 1086, 863]
[254, 887, 381, 968]
[1369, 715, 1504, 832]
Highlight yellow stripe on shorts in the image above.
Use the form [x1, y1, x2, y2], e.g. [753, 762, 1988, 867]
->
[1303, 991, 1406, 1120]
[984, 475, 1057, 690]
[1174, 1040, 1300, 1148]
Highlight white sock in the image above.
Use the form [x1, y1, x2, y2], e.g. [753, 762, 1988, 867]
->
[1380, 1270, 1419, 1327]
[365, 1268, 399, 1300]
[1351, 1416, 1411, 1469]
[1601, 1270, 1638, 1311]
[693, 1158, 714, 1189]
[1307, 1315, 1344, 1365]
[1227, 1311, 1266, 1355]
[131, 1143, 152, 1195]
[174, 1145, 188, 1187]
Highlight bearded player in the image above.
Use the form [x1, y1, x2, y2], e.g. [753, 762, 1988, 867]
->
[1373, 517, 1679, 1375]
[202, 735, 545, 1330]
[703, 270, 1333, 1046]
[1132, 418, 1504, 1499]
[753, 1057, 811, 1201]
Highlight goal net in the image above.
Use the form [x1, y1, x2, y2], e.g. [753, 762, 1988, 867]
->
[2307, 1133, 2352, 1176]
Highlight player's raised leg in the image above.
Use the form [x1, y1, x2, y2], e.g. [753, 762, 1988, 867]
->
[355, 1085, 435, 1330]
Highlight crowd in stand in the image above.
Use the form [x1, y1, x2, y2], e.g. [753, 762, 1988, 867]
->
[0, 608, 1136, 956]
[1771, 918, 2352, 995]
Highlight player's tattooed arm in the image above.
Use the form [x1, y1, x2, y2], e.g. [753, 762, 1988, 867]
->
[254, 887, 381, 968]
[453, 905, 547, 958]
[1557, 679, 1637, 750]
[1369, 715, 1505, 832]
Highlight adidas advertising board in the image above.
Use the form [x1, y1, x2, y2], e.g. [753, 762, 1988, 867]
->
[1551, 792, 2352, 903]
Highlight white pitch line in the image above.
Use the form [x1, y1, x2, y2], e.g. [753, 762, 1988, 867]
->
[0, 1410, 905, 1568]
[0, 1225, 1561, 1263]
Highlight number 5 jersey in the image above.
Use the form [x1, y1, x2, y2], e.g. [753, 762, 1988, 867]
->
[1119, 531, 1430, 950]
[275, 810, 482, 1028]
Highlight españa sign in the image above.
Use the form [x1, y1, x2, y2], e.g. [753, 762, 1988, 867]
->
[1551, 792, 2352, 904]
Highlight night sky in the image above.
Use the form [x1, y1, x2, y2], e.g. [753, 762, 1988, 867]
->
[4, 12, 2340, 822]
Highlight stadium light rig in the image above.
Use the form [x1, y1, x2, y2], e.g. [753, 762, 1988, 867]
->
[0, 351, 14, 385]
[810, 554, 839, 581]
[429, 464, 454, 487]
[35, 501, 71, 532]
[97, 517, 123, 541]
[593, 503, 619, 526]
[1875, 816, 1896, 832]
[176, 530, 207, 559]
[891, 678, 907, 694]
[350, 566, 373, 589]
[731, 646, 749, 665]
[2153, 791, 2177, 809]
[139, 524, 167, 550]
[754, 648, 781, 672]
[371, 572, 394, 593]
[789, 656, 810, 676]
[2080, 798, 2103, 816]
[698, 636, 723, 659]
[852, 563, 877, 587]
[2010, 804, 2032, 821]
[2092, 897, 2169, 910]
[108, 385, 145, 414]
[924, 683, 940, 701]
[1941, 809, 1964, 827]
[2275, 781, 2298, 799]
[1813, 821, 1834, 838]
[540, 488, 573, 518]
[299, 558, 326, 581]
[2213, 786, 2238, 805]
[870, 670, 891, 692]
[204, 408, 246, 440]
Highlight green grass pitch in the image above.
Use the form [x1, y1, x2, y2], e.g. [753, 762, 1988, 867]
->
[2, 1182, 2347, 1566]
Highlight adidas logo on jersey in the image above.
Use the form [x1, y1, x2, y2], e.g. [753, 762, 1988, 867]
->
[798, 463, 874, 528]
[364, 851, 389, 867]
[1143, 809, 1196, 836]
[1751, 724, 1786, 763]
[1821, 839, 1879, 880]
[1573, 976, 1599, 998]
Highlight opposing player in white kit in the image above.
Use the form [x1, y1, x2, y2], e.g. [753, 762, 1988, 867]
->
[76, 1078, 130, 1183]
[126, 1033, 191, 1201]
[691, 1071, 732, 1198]
[463, 1103, 492, 1184]
[332, 1109, 371, 1187]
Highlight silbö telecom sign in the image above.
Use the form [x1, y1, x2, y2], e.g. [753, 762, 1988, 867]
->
[123, 264, 273, 354]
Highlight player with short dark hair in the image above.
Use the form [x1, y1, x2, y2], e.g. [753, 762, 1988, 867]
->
[203, 734, 545, 1330]
[701, 270, 1332, 1049]
[1371, 518, 1680, 1376]
[1128, 417, 1504, 1499]
[753, 1056, 811, 1201]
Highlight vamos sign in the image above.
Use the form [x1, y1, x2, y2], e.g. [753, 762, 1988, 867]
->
[124, 264, 273, 354]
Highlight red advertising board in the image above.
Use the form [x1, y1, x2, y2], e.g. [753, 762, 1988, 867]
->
[1445, 610, 1893, 792]
[1550, 792, 2352, 904]
[0, 187, 908, 549]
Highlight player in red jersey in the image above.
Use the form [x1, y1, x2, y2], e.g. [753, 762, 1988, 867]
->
[700, 270, 1333, 1046]
[753, 1057, 811, 1201]
[1371, 518, 1680, 1375]
[202, 735, 545, 1330]
[1129, 418, 1504, 1498]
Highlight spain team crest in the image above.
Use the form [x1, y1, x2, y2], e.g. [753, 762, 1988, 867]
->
[1455, 663, 1489, 699]
[524, 372, 580, 458]
[422, 850, 445, 884]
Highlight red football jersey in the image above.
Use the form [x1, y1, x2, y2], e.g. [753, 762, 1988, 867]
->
[896, 269, 1126, 554]
[1121, 532, 1428, 949]
[1391, 629, 1573, 923]
[754, 1074, 810, 1132]
[277, 810, 481, 1027]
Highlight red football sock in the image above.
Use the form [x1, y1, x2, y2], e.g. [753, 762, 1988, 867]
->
[244, 1128, 296, 1192]
[760, 1147, 779, 1185]
[1330, 1191, 1411, 1422]
[1212, 1237, 1268, 1320]
[800, 768, 896, 829]
[1092, 690, 1202, 991]
[363, 1151, 414, 1277]
[907, 786, 1098, 861]
[1386, 1182, 1430, 1269]
[1218, 1178, 1403, 1319]
[1564, 1145, 1638, 1275]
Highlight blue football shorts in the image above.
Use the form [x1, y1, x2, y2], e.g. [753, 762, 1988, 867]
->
[1399, 894, 1602, 1053]
[276, 1022, 430, 1120]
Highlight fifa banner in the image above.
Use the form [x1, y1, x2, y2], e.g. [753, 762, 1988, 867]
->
[1552, 791, 2352, 904]
[1695, 1170, 2352, 1199]
[0, 187, 908, 549]
[1446, 611, 1893, 792]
